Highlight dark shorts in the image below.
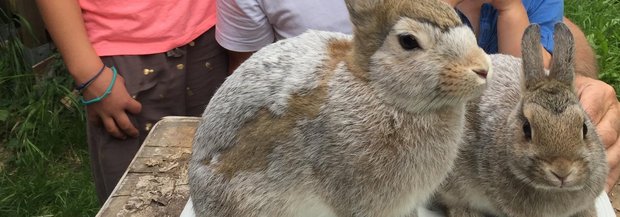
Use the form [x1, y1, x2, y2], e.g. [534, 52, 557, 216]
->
[87, 27, 228, 203]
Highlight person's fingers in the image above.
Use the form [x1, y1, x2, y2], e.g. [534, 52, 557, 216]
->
[576, 81, 609, 125]
[596, 113, 620, 149]
[606, 140, 620, 192]
[126, 97, 142, 115]
[114, 112, 139, 138]
[112, 74, 142, 115]
[102, 116, 126, 139]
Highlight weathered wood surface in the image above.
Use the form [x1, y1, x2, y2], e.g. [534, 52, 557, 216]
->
[96, 116, 620, 216]
[96, 116, 200, 217]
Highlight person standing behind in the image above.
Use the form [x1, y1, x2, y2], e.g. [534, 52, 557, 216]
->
[216, 0, 353, 73]
[216, 0, 620, 191]
[36, 0, 228, 203]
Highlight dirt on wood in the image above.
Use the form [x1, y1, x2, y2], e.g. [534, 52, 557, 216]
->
[114, 149, 191, 217]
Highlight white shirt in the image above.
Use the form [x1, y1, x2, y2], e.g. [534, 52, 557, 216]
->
[216, 0, 353, 52]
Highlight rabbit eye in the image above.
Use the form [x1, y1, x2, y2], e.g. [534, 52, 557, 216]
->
[398, 34, 419, 50]
[523, 120, 532, 140]
[582, 123, 587, 139]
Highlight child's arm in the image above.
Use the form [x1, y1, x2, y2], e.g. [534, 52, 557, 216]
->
[36, 0, 102, 83]
[491, 0, 552, 67]
[36, 0, 141, 139]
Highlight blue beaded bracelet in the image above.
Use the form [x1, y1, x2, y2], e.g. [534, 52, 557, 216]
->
[80, 66, 117, 105]
[76, 64, 106, 92]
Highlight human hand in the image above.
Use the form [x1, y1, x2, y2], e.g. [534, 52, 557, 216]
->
[575, 75, 620, 192]
[82, 67, 142, 139]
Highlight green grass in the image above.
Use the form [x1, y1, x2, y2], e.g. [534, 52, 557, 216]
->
[0, 0, 617, 216]
[0, 8, 98, 217]
[566, 0, 620, 94]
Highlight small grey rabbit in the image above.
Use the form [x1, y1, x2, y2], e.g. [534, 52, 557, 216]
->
[188, 0, 491, 216]
[436, 23, 608, 217]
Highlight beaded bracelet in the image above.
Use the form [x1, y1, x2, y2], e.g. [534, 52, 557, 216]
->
[80, 66, 117, 105]
[76, 64, 106, 92]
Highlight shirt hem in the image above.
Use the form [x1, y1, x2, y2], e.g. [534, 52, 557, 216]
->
[93, 17, 216, 57]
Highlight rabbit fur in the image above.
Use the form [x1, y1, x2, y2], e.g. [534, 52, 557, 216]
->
[435, 24, 608, 217]
[189, 0, 491, 216]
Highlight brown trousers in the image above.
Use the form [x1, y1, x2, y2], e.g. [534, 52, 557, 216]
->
[87, 27, 228, 203]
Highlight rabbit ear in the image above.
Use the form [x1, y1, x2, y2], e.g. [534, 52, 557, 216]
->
[345, 0, 375, 27]
[521, 24, 546, 91]
[549, 22, 575, 86]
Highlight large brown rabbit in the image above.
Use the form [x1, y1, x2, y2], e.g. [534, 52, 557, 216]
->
[189, 0, 491, 216]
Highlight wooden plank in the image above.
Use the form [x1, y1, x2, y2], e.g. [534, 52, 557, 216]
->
[142, 117, 200, 148]
[98, 195, 131, 217]
[128, 155, 190, 175]
[97, 116, 199, 217]
[112, 174, 142, 197]
[108, 174, 190, 217]
[137, 146, 192, 159]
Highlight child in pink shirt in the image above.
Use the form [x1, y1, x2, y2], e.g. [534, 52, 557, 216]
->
[36, 0, 228, 203]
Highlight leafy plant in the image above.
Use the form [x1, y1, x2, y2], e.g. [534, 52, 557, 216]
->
[0, 6, 98, 216]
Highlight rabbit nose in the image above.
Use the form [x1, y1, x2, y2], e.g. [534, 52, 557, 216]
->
[550, 170, 572, 186]
[473, 69, 488, 79]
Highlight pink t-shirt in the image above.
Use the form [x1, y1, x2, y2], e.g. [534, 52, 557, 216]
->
[79, 0, 216, 56]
